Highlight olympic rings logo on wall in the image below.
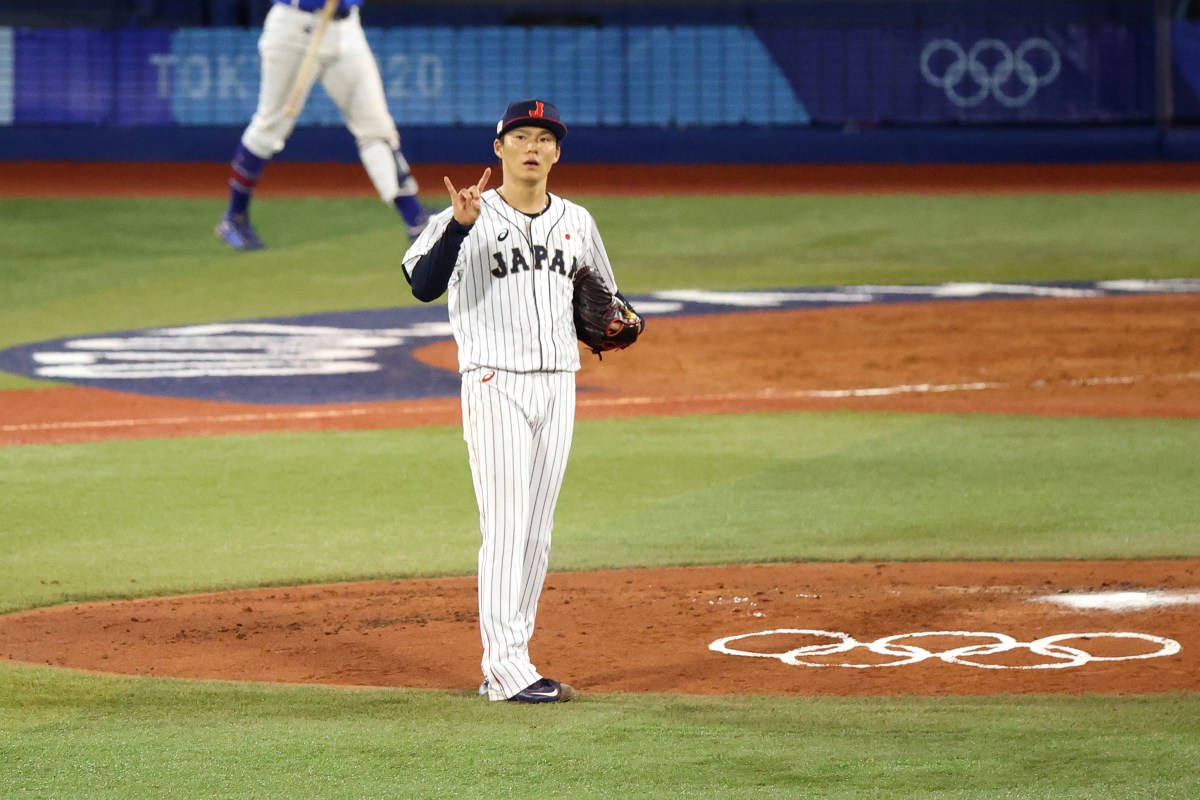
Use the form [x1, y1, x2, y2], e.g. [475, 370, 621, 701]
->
[920, 38, 1062, 108]
[709, 629, 1181, 669]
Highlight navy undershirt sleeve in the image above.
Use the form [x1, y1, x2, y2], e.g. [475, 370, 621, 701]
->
[407, 219, 472, 302]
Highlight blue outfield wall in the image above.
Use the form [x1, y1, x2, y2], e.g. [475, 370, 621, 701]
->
[2, 3, 1200, 163]
[3, 122, 1198, 165]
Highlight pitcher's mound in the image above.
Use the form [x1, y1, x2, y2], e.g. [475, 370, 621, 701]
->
[1, 561, 1197, 697]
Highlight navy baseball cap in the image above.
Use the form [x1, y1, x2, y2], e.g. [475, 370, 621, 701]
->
[496, 99, 567, 141]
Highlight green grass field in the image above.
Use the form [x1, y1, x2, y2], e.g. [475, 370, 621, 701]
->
[2, 192, 1199, 798]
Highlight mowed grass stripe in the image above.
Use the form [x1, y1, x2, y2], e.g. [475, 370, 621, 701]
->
[2, 664, 1198, 799]
[1, 411, 1197, 613]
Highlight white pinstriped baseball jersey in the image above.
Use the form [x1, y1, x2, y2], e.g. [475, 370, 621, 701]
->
[402, 189, 618, 373]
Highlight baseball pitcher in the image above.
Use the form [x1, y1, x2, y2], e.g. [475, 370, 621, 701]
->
[401, 99, 643, 703]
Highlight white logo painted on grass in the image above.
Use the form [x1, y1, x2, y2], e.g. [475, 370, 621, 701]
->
[31, 322, 453, 379]
[6, 280, 1197, 398]
[1095, 278, 1200, 294]
[709, 629, 1180, 669]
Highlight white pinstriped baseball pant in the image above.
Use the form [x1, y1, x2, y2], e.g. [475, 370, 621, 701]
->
[461, 368, 576, 701]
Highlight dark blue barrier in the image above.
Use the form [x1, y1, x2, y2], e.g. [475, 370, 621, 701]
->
[1162, 126, 1200, 159]
[2, 0, 1196, 164]
[747, 0, 1160, 125]
[1, 21, 1160, 128]
[1174, 19, 1200, 120]
[0, 122, 1177, 164]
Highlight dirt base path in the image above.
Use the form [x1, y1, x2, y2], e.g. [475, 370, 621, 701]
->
[2, 561, 1197, 697]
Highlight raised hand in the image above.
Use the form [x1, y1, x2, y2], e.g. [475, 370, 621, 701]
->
[443, 168, 492, 227]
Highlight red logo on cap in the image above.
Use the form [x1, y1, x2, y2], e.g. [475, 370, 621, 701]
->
[529, 101, 545, 118]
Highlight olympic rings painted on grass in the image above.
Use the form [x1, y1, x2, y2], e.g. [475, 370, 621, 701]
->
[708, 629, 1181, 669]
[920, 38, 1062, 108]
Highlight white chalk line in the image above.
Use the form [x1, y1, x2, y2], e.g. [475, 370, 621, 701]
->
[3, 371, 1199, 434]
[579, 381, 1004, 407]
[577, 371, 1200, 407]
[1, 408, 372, 433]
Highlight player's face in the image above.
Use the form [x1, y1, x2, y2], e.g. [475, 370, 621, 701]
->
[495, 127, 561, 183]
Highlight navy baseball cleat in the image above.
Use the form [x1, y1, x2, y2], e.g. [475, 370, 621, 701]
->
[214, 214, 266, 251]
[506, 678, 576, 704]
[479, 679, 489, 696]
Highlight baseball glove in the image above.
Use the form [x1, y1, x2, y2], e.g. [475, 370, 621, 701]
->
[573, 265, 645, 357]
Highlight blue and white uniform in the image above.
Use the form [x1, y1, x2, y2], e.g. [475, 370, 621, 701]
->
[244, 0, 417, 203]
[217, 0, 426, 250]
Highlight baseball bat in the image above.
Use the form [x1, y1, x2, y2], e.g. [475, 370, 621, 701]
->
[282, 0, 341, 119]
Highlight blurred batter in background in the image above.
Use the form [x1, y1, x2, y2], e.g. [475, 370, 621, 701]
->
[215, 0, 429, 250]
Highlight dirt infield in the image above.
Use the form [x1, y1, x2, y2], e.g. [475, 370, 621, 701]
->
[1, 561, 1197, 697]
[2, 161, 1198, 696]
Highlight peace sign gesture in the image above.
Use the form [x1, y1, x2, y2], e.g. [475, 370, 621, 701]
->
[443, 168, 492, 227]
